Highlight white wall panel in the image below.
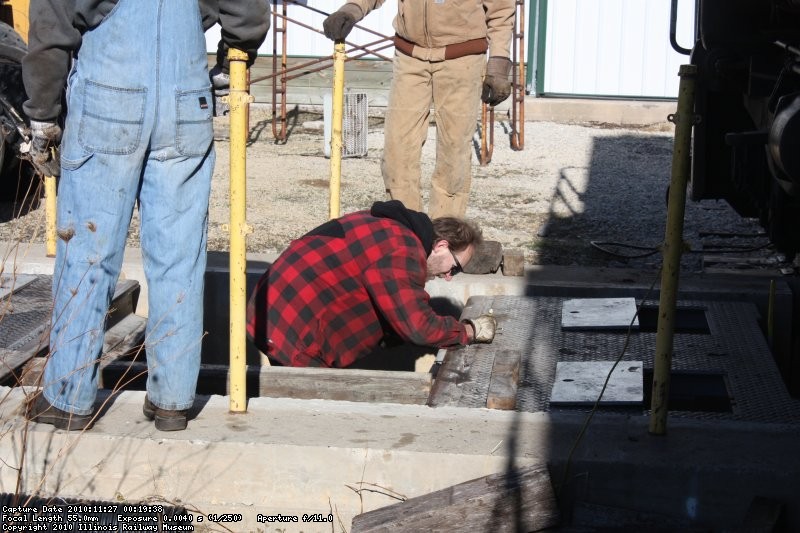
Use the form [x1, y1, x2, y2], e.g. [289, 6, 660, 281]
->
[205, 0, 398, 58]
[544, 0, 695, 98]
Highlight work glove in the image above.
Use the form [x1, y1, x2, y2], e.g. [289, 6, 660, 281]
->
[464, 314, 497, 344]
[323, 3, 363, 41]
[209, 64, 230, 116]
[22, 120, 62, 177]
[481, 56, 513, 107]
[209, 64, 230, 97]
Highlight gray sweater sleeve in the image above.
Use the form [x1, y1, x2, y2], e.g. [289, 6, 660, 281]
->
[200, 0, 270, 59]
[22, 0, 82, 122]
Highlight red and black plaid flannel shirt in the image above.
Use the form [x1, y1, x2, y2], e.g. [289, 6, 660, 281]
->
[246, 210, 469, 367]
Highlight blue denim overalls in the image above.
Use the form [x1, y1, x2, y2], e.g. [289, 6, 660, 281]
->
[44, 0, 214, 414]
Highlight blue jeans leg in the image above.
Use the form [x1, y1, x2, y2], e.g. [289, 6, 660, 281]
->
[139, 147, 214, 411]
[44, 153, 140, 415]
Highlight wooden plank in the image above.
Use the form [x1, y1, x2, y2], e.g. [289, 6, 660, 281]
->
[427, 348, 469, 407]
[1, 346, 43, 384]
[463, 240, 503, 274]
[0, 324, 48, 385]
[101, 363, 432, 405]
[350, 463, 560, 533]
[486, 349, 521, 410]
[501, 250, 525, 276]
[19, 314, 148, 387]
[97, 314, 147, 389]
[428, 296, 499, 408]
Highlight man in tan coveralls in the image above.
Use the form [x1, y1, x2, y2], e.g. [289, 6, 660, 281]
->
[323, 0, 515, 218]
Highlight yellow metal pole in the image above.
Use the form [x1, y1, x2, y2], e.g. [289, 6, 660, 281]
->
[329, 41, 345, 220]
[227, 47, 254, 413]
[44, 175, 56, 257]
[649, 64, 697, 435]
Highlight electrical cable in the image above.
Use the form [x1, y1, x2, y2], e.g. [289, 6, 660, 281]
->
[556, 265, 662, 497]
[590, 241, 660, 259]
[590, 239, 773, 259]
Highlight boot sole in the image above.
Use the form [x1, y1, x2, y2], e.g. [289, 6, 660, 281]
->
[26, 397, 93, 431]
[143, 397, 188, 431]
[154, 415, 188, 431]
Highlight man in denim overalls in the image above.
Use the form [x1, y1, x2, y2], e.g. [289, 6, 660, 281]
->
[22, 0, 268, 431]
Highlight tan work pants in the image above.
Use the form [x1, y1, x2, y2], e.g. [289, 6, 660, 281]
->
[381, 52, 485, 218]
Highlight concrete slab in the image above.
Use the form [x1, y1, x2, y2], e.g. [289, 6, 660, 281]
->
[523, 97, 675, 129]
[1, 386, 799, 532]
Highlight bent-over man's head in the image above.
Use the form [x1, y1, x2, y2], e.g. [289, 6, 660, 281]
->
[426, 217, 483, 280]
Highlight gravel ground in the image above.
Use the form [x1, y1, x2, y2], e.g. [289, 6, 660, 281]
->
[0, 106, 779, 273]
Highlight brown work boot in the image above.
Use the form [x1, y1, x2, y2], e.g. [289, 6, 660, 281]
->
[143, 396, 188, 431]
[25, 394, 94, 431]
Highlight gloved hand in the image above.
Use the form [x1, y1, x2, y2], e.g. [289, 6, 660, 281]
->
[209, 64, 230, 97]
[465, 314, 497, 344]
[209, 64, 231, 116]
[23, 120, 62, 177]
[481, 56, 513, 107]
[323, 3, 363, 41]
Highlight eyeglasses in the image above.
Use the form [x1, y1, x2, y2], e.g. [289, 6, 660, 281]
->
[448, 250, 463, 277]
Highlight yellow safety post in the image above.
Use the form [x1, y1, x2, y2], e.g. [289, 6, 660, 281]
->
[227, 47, 255, 413]
[329, 41, 345, 220]
[649, 64, 697, 435]
[44, 174, 56, 257]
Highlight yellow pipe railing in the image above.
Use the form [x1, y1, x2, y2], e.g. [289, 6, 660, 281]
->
[649, 64, 697, 435]
[227, 48, 255, 413]
[329, 41, 345, 220]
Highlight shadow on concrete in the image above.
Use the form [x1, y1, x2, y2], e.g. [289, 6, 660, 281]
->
[533, 135, 675, 270]
[485, 133, 796, 529]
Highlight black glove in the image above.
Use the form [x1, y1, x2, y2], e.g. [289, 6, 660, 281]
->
[481, 56, 513, 107]
[24, 120, 62, 177]
[465, 314, 497, 344]
[323, 3, 363, 41]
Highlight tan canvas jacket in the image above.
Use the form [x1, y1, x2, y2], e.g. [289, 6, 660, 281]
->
[347, 0, 514, 61]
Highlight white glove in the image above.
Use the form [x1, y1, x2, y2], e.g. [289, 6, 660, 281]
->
[209, 64, 230, 97]
[23, 120, 61, 177]
[465, 314, 497, 344]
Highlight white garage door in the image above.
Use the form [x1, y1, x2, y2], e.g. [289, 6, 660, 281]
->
[542, 0, 695, 98]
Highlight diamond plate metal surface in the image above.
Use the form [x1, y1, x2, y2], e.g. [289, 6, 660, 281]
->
[0, 275, 52, 350]
[439, 295, 800, 424]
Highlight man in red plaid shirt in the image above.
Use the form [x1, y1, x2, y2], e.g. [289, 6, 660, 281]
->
[247, 200, 497, 367]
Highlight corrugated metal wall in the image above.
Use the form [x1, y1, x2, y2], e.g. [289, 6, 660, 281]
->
[542, 0, 695, 98]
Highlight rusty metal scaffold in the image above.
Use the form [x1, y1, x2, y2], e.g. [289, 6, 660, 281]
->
[480, 0, 526, 165]
[253, 0, 526, 157]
